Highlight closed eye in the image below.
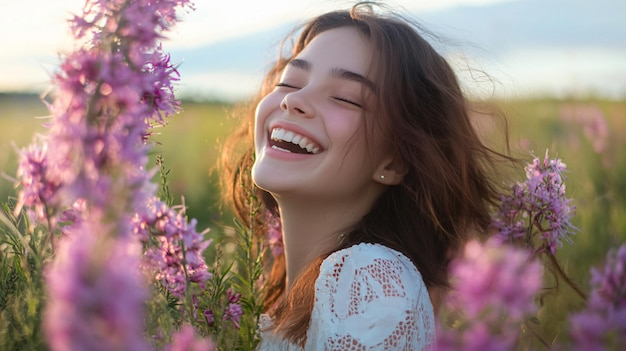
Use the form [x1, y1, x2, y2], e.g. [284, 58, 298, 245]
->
[277, 82, 362, 108]
[276, 82, 299, 90]
[333, 97, 362, 108]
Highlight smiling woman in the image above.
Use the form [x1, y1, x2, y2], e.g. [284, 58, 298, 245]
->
[220, 2, 513, 350]
[253, 26, 386, 203]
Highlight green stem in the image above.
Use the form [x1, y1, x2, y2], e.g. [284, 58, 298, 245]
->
[179, 238, 194, 323]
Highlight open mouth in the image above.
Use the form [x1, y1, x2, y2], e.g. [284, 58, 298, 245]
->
[269, 127, 322, 155]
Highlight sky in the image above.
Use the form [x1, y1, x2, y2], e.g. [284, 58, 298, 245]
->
[1, 0, 623, 100]
[0, 0, 511, 93]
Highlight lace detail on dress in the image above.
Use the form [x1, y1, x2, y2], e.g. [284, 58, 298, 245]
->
[257, 243, 435, 351]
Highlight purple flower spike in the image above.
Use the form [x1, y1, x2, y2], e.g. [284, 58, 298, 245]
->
[220, 288, 244, 329]
[14, 143, 61, 226]
[44, 217, 150, 351]
[432, 239, 543, 351]
[16, 0, 195, 227]
[569, 244, 626, 350]
[166, 325, 215, 351]
[265, 210, 284, 257]
[222, 303, 244, 329]
[136, 198, 212, 298]
[492, 150, 577, 254]
[449, 239, 542, 319]
[26, 0, 200, 349]
[203, 310, 215, 327]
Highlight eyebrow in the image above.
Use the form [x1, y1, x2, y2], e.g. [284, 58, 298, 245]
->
[288, 58, 375, 91]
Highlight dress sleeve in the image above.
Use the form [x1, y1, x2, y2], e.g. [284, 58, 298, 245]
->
[305, 243, 435, 351]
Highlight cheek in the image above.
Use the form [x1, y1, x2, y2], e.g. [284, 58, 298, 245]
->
[254, 93, 282, 146]
[326, 112, 366, 151]
[255, 93, 275, 121]
[329, 113, 389, 169]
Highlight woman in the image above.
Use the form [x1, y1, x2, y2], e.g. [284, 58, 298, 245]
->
[221, 2, 509, 349]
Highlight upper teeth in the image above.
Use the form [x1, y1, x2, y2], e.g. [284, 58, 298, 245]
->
[271, 128, 321, 154]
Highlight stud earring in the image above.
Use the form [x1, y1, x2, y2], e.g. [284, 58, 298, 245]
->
[380, 175, 385, 180]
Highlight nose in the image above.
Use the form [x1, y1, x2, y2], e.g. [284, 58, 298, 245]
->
[280, 91, 314, 118]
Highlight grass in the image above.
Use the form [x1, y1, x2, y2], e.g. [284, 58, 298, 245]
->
[0, 94, 235, 232]
[0, 93, 48, 187]
[1, 92, 625, 347]
[147, 100, 237, 231]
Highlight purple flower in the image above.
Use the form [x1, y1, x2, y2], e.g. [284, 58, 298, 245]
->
[227, 288, 242, 303]
[569, 244, 626, 350]
[451, 239, 542, 319]
[58, 199, 88, 238]
[432, 239, 543, 351]
[25, 0, 198, 350]
[265, 210, 284, 257]
[14, 143, 61, 226]
[166, 325, 215, 351]
[16, 0, 193, 222]
[492, 150, 577, 254]
[70, 0, 194, 48]
[223, 303, 244, 330]
[42, 47, 161, 213]
[203, 310, 215, 327]
[142, 49, 182, 122]
[221, 288, 244, 329]
[559, 104, 609, 154]
[44, 215, 150, 351]
[136, 198, 212, 298]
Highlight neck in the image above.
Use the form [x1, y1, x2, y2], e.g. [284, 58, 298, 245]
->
[277, 196, 370, 290]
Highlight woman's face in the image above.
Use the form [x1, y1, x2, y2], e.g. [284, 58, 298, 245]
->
[252, 26, 391, 203]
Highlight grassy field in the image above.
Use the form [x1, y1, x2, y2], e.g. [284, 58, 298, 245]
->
[1, 92, 625, 345]
[0, 93, 236, 235]
[495, 97, 626, 344]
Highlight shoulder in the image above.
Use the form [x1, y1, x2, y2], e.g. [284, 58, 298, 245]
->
[315, 242, 431, 314]
[318, 242, 426, 295]
[326, 242, 407, 264]
[306, 243, 435, 349]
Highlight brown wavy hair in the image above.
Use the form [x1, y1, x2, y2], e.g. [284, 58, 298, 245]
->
[220, 2, 513, 346]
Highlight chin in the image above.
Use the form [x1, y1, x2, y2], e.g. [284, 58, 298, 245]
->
[253, 169, 303, 201]
[251, 162, 281, 194]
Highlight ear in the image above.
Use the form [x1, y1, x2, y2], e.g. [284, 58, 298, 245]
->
[372, 155, 407, 185]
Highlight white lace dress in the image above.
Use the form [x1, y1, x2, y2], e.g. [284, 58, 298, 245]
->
[257, 243, 435, 350]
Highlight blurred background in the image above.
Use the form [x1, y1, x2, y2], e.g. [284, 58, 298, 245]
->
[1, 0, 624, 99]
[0, 0, 625, 344]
